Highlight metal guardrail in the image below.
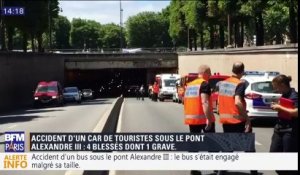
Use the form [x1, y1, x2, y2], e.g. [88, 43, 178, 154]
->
[48, 48, 177, 54]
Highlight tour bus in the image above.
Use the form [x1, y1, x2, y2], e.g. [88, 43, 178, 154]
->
[155, 74, 180, 101]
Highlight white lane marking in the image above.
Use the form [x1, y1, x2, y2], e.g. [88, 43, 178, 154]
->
[64, 171, 85, 175]
[7, 125, 17, 129]
[255, 141, 262, 146]
[109, 170, 117, 175]
[64, 98, 119, 175]
[109, 98, 125, 175]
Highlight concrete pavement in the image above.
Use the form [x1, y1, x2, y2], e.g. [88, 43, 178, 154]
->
[114, 98, 278, 175]
[0, 98, 115, 175]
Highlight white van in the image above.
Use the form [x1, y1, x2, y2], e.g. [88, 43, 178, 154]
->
[156, 74, 180, 101]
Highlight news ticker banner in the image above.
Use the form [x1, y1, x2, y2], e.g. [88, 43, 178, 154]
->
[26, 133, 255, 152]
[0, 152, 298, 170]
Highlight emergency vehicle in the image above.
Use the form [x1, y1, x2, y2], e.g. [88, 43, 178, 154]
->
[156, 74, 180, 101]
[173, 73, 198, 103]
[209, 73, 230, 112]
[241, 71, 281, 119]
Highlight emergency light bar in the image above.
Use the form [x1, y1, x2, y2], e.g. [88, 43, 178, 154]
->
[244, 71, 263, 75]
[265, 71, 280, 76]
[244, 71, 280, 77]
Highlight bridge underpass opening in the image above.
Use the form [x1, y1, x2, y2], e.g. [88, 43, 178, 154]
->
[65, 68, 177, 98]
[65, 69, 148, 98]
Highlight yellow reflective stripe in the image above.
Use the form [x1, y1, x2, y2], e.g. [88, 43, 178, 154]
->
[219, 114, 244, 120]
[185, 114, 206, 119]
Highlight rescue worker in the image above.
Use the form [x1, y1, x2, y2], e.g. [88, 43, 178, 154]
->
[217, 62, 257, 175]
[135, 87, 140, 100]
[139, 85, 145, 101]
[152, 82, 159, 102]
[270, 75, 298, 175]
[184, 65, 215, 175]
[148, 84, 153, 99]
[218, 62, 251, 132]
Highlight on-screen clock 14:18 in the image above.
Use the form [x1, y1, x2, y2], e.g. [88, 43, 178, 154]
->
[1, 7, 25, 16]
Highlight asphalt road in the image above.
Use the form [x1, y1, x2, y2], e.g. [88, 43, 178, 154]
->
[114, 98, 278, 175]
[0, 98, 115, 175]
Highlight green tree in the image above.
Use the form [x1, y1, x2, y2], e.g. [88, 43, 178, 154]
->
[126, 11, 171, 47]
[101, 23, 122, 48]
[169, 0, 187, 49]
[2, 0, 26, 51]
[218, 0, 245, 47]
[288, 0, 298, 43]
[53, 16, 71, 49]
[241, 0, 268, 46]
[159, 7, 173, 47]
[183, 0, 207, 50]
[264, 1, 289, 44]
[3, 0, 59, 52]
[70, 19, 102, 49]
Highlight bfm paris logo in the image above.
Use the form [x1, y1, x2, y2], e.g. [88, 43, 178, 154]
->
[5, 131, 25, 152]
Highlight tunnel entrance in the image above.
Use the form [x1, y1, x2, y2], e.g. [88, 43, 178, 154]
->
[65, 68, 177, 98]
[65, 69, 148, 98]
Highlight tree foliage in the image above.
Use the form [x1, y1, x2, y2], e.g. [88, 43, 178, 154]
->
[101, 23, 125, 49]
[126, 11, 171, 47]
[1, 0, 297, 52]
[53, 16, 71, 49]
[70, 18, 102, 49]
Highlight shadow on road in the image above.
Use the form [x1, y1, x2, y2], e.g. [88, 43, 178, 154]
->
[65, 99, 113, 106]
[0, 109, 64, 118]
[0, 115, 44, 125]
[251, 118, 277, 128]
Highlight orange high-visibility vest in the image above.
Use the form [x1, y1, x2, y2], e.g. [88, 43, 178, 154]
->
[184, 78, 215, 125]
[218, 77, 246, 124]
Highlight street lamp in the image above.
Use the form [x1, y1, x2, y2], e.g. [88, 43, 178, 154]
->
[120, 0, 123, 52]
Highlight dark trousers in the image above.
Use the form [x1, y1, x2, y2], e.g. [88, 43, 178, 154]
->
[222, 122, 258, 175]
[222, 122, 245, 133]
[189, 123, 215, 133]
[152, 93, 158, 101]
[189, 123, 216, 174]
[140, 92, 144, 100]
[270, 131, 293, 152]
[270, 131, 298, 175]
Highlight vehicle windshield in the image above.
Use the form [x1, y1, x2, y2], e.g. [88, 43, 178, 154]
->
[164, 79, 177, 87]
[64, 87, 78, 93]
[251, 81, 275, 93]
[83, 89, 92, 93]
[36, 86, 57, 93]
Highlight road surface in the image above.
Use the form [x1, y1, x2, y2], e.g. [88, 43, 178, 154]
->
[114, 98, 278, 175]
[0, 98, 115, 175]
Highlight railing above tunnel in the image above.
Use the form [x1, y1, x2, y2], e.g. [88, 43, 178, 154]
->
[48, 47, 182, 54]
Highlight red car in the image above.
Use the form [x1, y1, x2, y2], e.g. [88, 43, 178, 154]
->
[209, 73, 230, 112]
[33, 81, 64, 107]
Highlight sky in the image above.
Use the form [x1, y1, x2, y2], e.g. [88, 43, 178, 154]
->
[58, 1, 170, 24]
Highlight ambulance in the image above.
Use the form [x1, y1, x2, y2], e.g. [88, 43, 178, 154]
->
[156, 74, 180, 101]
